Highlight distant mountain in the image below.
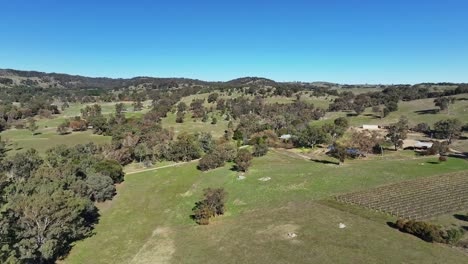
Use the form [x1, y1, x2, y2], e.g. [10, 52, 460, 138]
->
[0, 69, 209, 89]
[226, 77, 277, 86]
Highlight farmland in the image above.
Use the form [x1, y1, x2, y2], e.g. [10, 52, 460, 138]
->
[335, 171, 468, 220]
[64, 151, 468, 264]
[1, 70, 468, 263]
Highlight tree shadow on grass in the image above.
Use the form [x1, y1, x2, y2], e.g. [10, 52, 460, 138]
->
[426, 161, 441, 164]
[386, 221, 398, 229]
[414, 109, 439, 115]
[454, 214, 468, 222]
[310, 159, 339, 165]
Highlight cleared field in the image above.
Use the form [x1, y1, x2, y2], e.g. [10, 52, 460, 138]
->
[65, 151, 468, 263]
[161, 111, 230, 138]
[336, 171, 468, 220]
[178, 92, 333, 109]
[347, 94, 468, 127]
[0, 101, 152, 155]
[0, 129, 111, 155]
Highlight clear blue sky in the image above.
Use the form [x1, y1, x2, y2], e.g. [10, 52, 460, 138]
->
[1, 0, 467, 84]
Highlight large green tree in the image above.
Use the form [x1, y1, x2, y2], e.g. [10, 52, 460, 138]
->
[433, 118, 462, 144]
[386, 116, 409, 150]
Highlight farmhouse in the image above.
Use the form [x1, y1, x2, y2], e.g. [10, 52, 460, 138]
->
[413, 141, 433, 149]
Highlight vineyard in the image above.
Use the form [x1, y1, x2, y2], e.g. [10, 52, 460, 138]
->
[335, 172, 468, 220]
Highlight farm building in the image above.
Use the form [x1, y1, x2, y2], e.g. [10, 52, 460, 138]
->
[362, 124, 379, 130]
[414, 141, 433, 149]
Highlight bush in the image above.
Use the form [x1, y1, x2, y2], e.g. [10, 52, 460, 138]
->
[252, 139, 268, 157]
[197, 153, 225, 171]
[425, 141, 448, 155]
[93, 159, 125, 183]
[394, 219, 463, 244]
[413, 123, 430, 133]
[234, 149, 253, 172]
[85, 173, 116, 202]
[191, 188, 227, 225]
[445, 228, 465, 245]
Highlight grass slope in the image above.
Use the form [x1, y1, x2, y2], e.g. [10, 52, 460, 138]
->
[65, 151, 468, 263]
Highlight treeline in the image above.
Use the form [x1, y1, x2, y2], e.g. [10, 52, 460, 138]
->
[328, 84, 468, 115]
[0, 142, 124, 263]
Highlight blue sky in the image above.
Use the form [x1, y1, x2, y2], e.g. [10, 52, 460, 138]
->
[0, 0, 467, 83]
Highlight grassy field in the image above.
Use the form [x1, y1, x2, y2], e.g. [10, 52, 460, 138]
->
[0, 101, 153, 155]
[161, 111, 230, 139]
[65, 151, 468, 263]
[0, 128, 111, 155]
[323, 93, 468, 127]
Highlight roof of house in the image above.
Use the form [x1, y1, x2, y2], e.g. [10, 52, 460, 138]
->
[414, 141, 433, 148]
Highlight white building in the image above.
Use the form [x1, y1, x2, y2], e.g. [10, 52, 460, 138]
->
[362, 125, 379, 130]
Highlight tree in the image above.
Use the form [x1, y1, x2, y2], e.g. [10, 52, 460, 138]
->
[197, 153, 225, 171]
[27, 118, 39, 135]
[386, 116, 409, 150]
[175, 111, 185, 123]
[352, 103, 365, 115]
[6, 149, 43, 181]
[133, 99, 143, 111]
[168, 134, 202, 162]
[56, 120, 70, 135]
[348, 129, 383, 155]
[433, 118, 462, 144]
[296, 125, 331, 148]
[134, 143, 149, 163]
[1, 178, 97, 263]
[207, 93, 219, 103]
[211, 117, 217, 125]
[0, 118, 7, 132]
[85, 173, 116, 202]
[0, 136, 6, 162]
[234, 149, 253, 172]
[198, 132, 214, 153]
[426, 141, 449, 155]
[177, 102, 187, 112]
[252, 139, 268, 157]
[434, 97, 455, 113]
[191, 188, 227, 225]
[413, 123, 430, 134]
[329, 143, 347, 164]
[115, 103, 126, 124]
[385, 100, 398, 112]
[434, 97, 450, 112]
[93, 159, 125, 183]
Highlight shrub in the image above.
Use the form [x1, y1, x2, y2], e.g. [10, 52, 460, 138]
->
[413, 123, 430, 133]
[191, 188, 227, 225]
[444, 228, 465, 245]
[234, 149, 253, 172]
[252, 138, 268, 157]
[93, 159, 125, 183]
[401, 220, 445, 242]
[425, 141, 448, 155]
[197, 153, 225, 171]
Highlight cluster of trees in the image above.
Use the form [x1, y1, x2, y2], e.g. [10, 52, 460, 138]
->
[0, 95, 59, 132]
[191, 188, 227, 225]
[395, 219, 465, 245]
[328, 85, 468, 116]
[0, 142, 124, 263]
